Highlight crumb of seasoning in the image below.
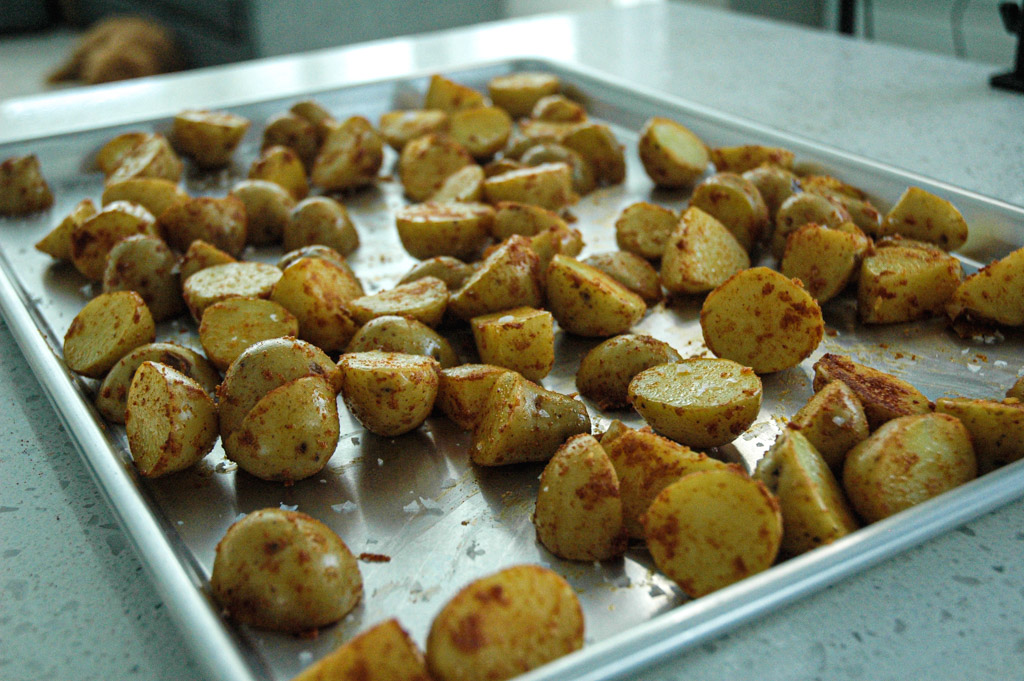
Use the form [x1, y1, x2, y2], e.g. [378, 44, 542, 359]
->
[825, 326, 838, 337]
[358, 552, 391, 563]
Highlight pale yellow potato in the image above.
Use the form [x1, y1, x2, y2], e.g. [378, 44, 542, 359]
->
[802, 178, 882, 235]
[637, 117, 709, 188]
[882, 186, 968, 250]
[338, 351, 440, 437]
[628, 358, 762, 448]
[601, 423, 728, 538]
[346, 315, 459, 368]
[741, 164, 800, 221]
[71, 200, 157, 280]
[395, 201, 494, 261]
[171, 109, 250, 168]
[700, 267, 823, 374]
[614, 201, 678, 261]
[799, 174, 867, 200]
[179, 239, 236, 283]
[35, 199, 96, 260]
[482, 162, 575, 212]
[379, 108, 450, 150]
[448, 235, 543, 320]
[562, 122, 626, 186]
[780, 222, 870, 302]
[285, 196, 360, 255]
[183, 261, 281, 321]
[471, 372, 590, 466]
[528, 224, 584, 283]
[689, 172, 770, 251]
[576, 334, 682, 410]
[199, 297, 298, 371]
[101, 177, 188, 219]
[492, 201, 568, 240]
[437, 363, 513, 430]
[450, 106, 513, 159]
[292, 619, 430, 681]
[278, 245, 356, 278]
[483, 158, 525, 177]
[261, 112, 319, 167]
[858, 245, 963, 324]
[812, 353, 932, 430]
[710, 145, 794, 173]
[96, 342, 219, 424]
[754, 430, 859, 557]
[643, 467, 782, 598]
[223, 375, 340, 482]
[530, 93, 586, 123]
[107, 133, 182, 185]
[311, 115, 383, 191]
[546, 254, 646, 337]
[229, 179, 295, 246]
[158, 195, 247, 257]
[471, 306, 554, 381]
[844, 413, 976, 522]
[398, 133, 475, 202]
[95, 131, 149, 176]
[534, 434, 627, 561]
[520, 142, 597, 196]
[772, 191, 852, 258]
[270, 257, 362, 353]
[788, 379, 870, 474]
[424, 74, 488, 113]
[102, 234, 184, 321]
[488, 71, 561, 118]
[1009, 375, 1024, 401]
[290, 99, 337, 142]
[63, 291, 155, 378]
[426, 565, 583, 681]
[211, 508, 361, 633]
[218, 336, 341, 439]
[660, 206, 749, 295]
[945, 246, 1024, 327]
[935, 397, 1024, 474]
[429, 164, 485, 203]
[583, 251, 662, 303]
[249, 144, 309, 200]
[398, 256, 475, 290]
[874, 235, 946, 252]
[349, 276, 449, 328]
[125, 361, 218, 477]
[517, 119, 578, 145]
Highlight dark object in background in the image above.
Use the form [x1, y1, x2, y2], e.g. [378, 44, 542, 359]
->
[47, 15, 183, 85]
[1, 0, 58, 31]
[991, 2, 1024, 92]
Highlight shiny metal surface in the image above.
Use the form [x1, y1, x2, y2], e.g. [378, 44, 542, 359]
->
[1, 59, 1022, 681]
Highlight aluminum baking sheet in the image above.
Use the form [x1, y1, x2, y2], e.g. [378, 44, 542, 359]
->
[1, 59, 1023, 681]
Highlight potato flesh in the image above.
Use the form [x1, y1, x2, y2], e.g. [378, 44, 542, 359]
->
[199, 297, 299, 371]
[582, 251, 661, 303]
[451, 106, 513, 159]
[399, 133, 474, 202]
[107, 134, 182, 185]
[772, 192, 851, 258]
[710, 145, 794, 173]
[637, 117, 707, 188]
[249, 145, 309, 200]
[346, 315, 460, 368]
[812, 353, 931, 430]
[63, 291, 155, 378]
[379, 109, 450, 150]
[311, 116, 383, 191]
[172, 109, 250, 168]
[448, 235, 543, 320]
[482, 162, 575, 212]
[781, 223, 869, 303]
[398, 255, 475, 290]
[661, 206, 749, 295]
[438, 363, 513, 430]
[488, 72, 561, 118]
[788, 379, 869, 474]
[858, 246, 962, 323]
[945, 246, 1024, 327]
[338, 351, 441, 437]
[882, 186, 968, 250]
[689, 172, 769, 251]
[430, 164, 485, 203]
[935, 398, 1024, 474]
[492, 201, 568, 240]
[562, 123, 626, 186]
[180, 239, 236, 282]
[546, 254, 646, 337]
[471, 306, 555, 381]
[71, 200, 158, 280]
[184, 261, 282, 321]
[424, 74, 487, 113]
[36, 198, 96, 260]
[292, 619, 429, 681]
[349, 276, 449, 328]
[395, 201, 494, 261]
[576, 334, 682, 410]
[615, 201, 678, 261]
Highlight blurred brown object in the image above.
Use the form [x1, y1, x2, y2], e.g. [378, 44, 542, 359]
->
[48, 16, 183, 85]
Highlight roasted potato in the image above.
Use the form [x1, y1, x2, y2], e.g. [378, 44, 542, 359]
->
[710, 145, 794, 173]
[492, 201, 568, 241]
[488, 71, 561, 118]
[528, 223, 584, 282]
[261, 111, 319, 168]
[787, 379, 870, 474]
[424, 74, 487, 113]
[520, 142, 597, 196]
[277, 244, 353, 276]
[179, 239, 236, 283]
[882, 186, 968, 250]
[395, 201, 494, 261]
[741, 164, 800, 220]
[471, 306, 554, 381]
[582, 251, 661, 303]
[183, 261, 282, 321]
[482, 162, 575, 212]
[290, 99, 337, 142]
[230, 179, 295, 246]
[689, 172, 769, 251]
[63, 291, 155, 378]
[95, 131, 149, 176]
[546, 254, 646, 337]
[398, 133, 474, 202]
[636, 116, 708, 188]
[450, 106, 513, 159]
[448, 235, 543, 320]
[249, 144, 309, 200]
[780, 222, 870, 303]
[338, 351, 441, 437]
[285, 196, 360, 256]
[614, 201, 677, 261]
[772, 192, 852, 258]
[35, 198, 96, 260]
[171, 109, 250, 168]
[858, 245, 962, 323]
[311, 115, 384, 191]
[71, 200, 157, 280]
[530, 93, 586, 123]
[102, 234, 185, 321]
[292, 619, 430, 681]
[812, 353, 932, 430]
[429, 164, 485, 203]
[379, 109, 450, 151]
[349, 277, 448, 328]
[398, 255, 476, 290]
[101, 177, 188, 220]
[561, 122, 625, 186]
[576, 334, 682, 410]
[935, 397, 1024, 474]
[270, 257, 362, 353]
[158, 195, 247, 257]
[945, 246, 1024, 328]
[803, 178, 882, 236]
[107, 133, 182, 185]
[660, 206, 749, 295]
[437, 363, 513, 430]
[199, 297, 299, 371]
[346, 315, 459, 368]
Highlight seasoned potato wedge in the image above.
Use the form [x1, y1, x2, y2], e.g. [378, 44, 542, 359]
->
[583, 251, 661, 303]
[772, 192, 852, 258]
[395, 201, 494, 261]
[471, 372, 591, 466]
[223, 375, 340, 482]
[338, 351, 441, 437]
[882, 186, 968, 250]
[398, 255, 475, 290]
[689, 172, 769, 251]
[471, 306, 554, 381]
[159, 195, 247, 257]
[102, 234, 184, 321]
[282, 196, 359, 256]
[183, 261, 282, 321]
[531, 93, 586, 123]
[561, 122, 626, 186]
[448, 235, 543, 320]
[945, 246, 1024, 328]
[63, 291, 155, 378]
[211, 508, 361, 633]
[36, 198, 96, 260]
[787, 379, 870, 474]
[643, 467, 782, 598]
[101, 177, 188, 220]
[230, 179, 295, 246]
[107, 133, 182, 185]
[311, 115, 383, 191]
[803, 180, 882, 235]
[614, 201, 677, 261]
[179, 239, 236, 283]
[534, 434, 627, 561]
[812, 353, 932, 430]
[347, 315, 459, 368]
[426, 565, 583, 681]
[171, 109, 250, 168]
[399, 133, 475, 202]
[488, 71, 561, 118]
[277, 244, 353, 276]
[450, 106, 513, 159]
[528, 223, 584, 281]
[482, 162, 575, 212]
[290, 99, 337, 142]
[437, 363, 514, 430]
[379, 109, 450, 150]
[95, 131, 149, 176]
[754, 430, 859, 557]
[637, 116, 708, 187]
[935, 397, 1024, 474]
[125, 361, 218, 477]
[424, 74, 487, 113]
[492, 201, 568, 240]
[429, 164, 485, 203]
[249, 144, 308, 200]
[660, 206, 749, 295]
[781, 222, 870, 303]
[710, 145, 794, 173]
[843, 413, 976, 522]
[700, 267, 823, 374]
[741, 164, 800, 220]
[858, 245, 962, 323]
[520, 142, 597, 196]
[71, 200, 157, 280]
[628, 358, 762, 448]
[576, 334, 682, 410]
[546, 254, 646, 337]
[292, 619, 429, 681]
[270, 257, 362, 353]
[261, 112, 319, 167]
[199, 297, 299, 371]
[349, 276, 449, 328]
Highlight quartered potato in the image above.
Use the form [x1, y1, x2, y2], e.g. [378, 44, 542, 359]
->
[179, 239, 236, 283]
[637, 117, 708, 188]
[660, 206, 749, 295]
[582, 251, 661, 303]
[125, 361, 218, 477]
[448, 235, 543, 320]
[812, 353, 932, 430]
[63, 291, 155, 378]
[488, 71, 561, 118]
[700, 267, 823, 374]
[492, 201, 568, 240]
[534, 434, 627, 561]
[643, 466, 783, 598]
[107, 133, 183, 185]
[230, 179, 295, 246]
[945, 246, 1024, 328]
[482, 162, 575, 212]
[101, 177, 188, 220]
[689, 172, 769, 251]
[628, 358, 762, 448]
[546, 254, 646, 337]
[858, 245, 962, 323]
[338, 351, 441, 437]
[772, 192, 852, 258]
[311, 115, 384, 191]
[576, 334, 682, 410]
[398, 133, 475, 202]
[347, 315, 459, 368]
[223, 375, 340, 482]
[158, 195, 247, 257]
[96, 342, 219, 423]
[520, 142, 597, 196]
[395, 201, 494, 261]
[935, 397, 1024, 474]
[614, 201, 677, 261]
[398, 255, 476, 290]
[528, 223, 584, 281]
[754, 430, 859, 557]
[429, 164, 485, 203]
[787, 379, 870, 474]
[424, 73, 488, 113]
[35, 198, 96, 260]
[561, 122, 626, 186]
[270, 257, 362, 353]
[71, 200, 157, 280]
[210, 508, 361, 633]
[709, 145, 794, 173]
[741, 164, 800, 220]
[183, 261, 282, 321]
[349, 276, 449, 328]
[285, 196, 360, 256]
[781, 223, 870, 303]
[426, 565, 583, 681]
[450, 106, 513, 159]
[471, 372, 591, 466]
[471, 306, 555, 381]
[437, 363, 513, 430]
[95, 131, 150, 176]
[531, 94, 586, 123]
[199, 297, 299, 371]
[843, 413, 976, 522]
[882, 186, 968, 250]
[249, 144, 309, 200]
[290, 99, 337, 142]
[171, 109, 250, 168]
[379, 109, 450, 151]
[102, 234, 184, 321]
[261, 112, 319, 168]
[292, 619, 430, 681]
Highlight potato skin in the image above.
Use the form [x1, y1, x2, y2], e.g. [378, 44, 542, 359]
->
[545, 254, 646, 337]
[171, 109, 250, 168]
[292, 619, 431, 681]
[857, 246, 962, 324]
[689, 172, 769, 251]
[637, 117, 708, 188]
[934, 397, 1024, 474]
[0, 154, 54, 215]
[448, 235, 543, 321]
[660, 206, 749, 295]
[576, 334, 682, 410]
[787, 379, 869, 474]
[812, 353, 931, 430]
[36, 198, 96, 260]
[63, 291, 155, 378]
[102, 234, 184, 322]
[347, 315, 460, 368]
[437, 364, 513, 430]
[71, 200, 158, 280]
[270, 257, 362, 353]
[159, 195, 247, 257]
[471, 307, 554, 381]
[338, 351, 441, 437]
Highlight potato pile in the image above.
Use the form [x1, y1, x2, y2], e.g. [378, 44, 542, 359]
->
[14, 66, 1022, 680]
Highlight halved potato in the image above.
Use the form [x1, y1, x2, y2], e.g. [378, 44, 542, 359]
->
[423, 74, 487, 113]
[528, 224, 584, 282]
[261, 112, 319, 167]
[36, 198, 96, 260]
[63, 291, 155, 378]
[379, 109, 450, 150]
[660, 206, 749, 295]
[614, 202, 677, 261]
[199, 297, 299, 371]
[448, 235, 543, 320]
[290, 99, 337, 142]
[429, 164, 485, 203]
[171, 109, 250, 168]
[637, 117, 709, 188]
[230, 179, 295, 246]
[179, 239, 236, 283]
[277, 244, 353, 276]
[561, 122, 626, 186]
[483, 162, 575, 212]
[812, 353, 932, 430]
[95, 132, 149, 176]
[398, 256, 476, 290]
[285, 196, 360, 256]
[249, 144, 308, 200]
[741, 164, 800, 220]
[488, 71, 561, 118]
[520, 142, 597, 196]
[583, 251, 661, 303]
[471, 306, 554, 381]
[787, 379, 870, 474]
[346, 315, 459, 368]
[530, 94, 586, 123]
[491, 201, 568, 241]
[311, 115, 383, 191]
[437, 363, 513, 430]
[349, 276, 449, 328]
[882, 186, 968, 250]
[780, 223, 870, 303]
[450, 106, 513, 159]
[935, 397, 1024, 474]
[101, 177, 187, 220]
[338, 351, 441, 437]
[270, 257, 362, 353]
[183, 261, 281, 321]
[772, 192, 852, 258]
[576, 334, 682, 410]
[158, 195, 247, 257]
[945, 246, 1024, 328]
[710, 145, 794, 173]
[292, 619, 429, 681]
[71, 200, 157, 280]
[107, 133, 182, 185]
[102, 234, 184, 321]
[546, 254, 646, 337]
[689, 172, 769, 251]
[395, 201, 494, 261]
[858, 245, 962, 323]
[803, 179, 882, 235]
[398, 133, 475, 202]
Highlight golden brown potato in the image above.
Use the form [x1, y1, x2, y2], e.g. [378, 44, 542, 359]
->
[399, 133, 475, 202]
[95, 131, 149, 176]
[780, 223, 870, 303]
[802, 178, 882, 236]
[171, 109, 250, 168]
[488, 71, 561, 118]
[546, 254, 646, 337]
[311, 115, 383, 191]
[710, 145, 794, 174]
[211, 509, 361, 633]
[249, 144, 309, 200]
[395, 201, 493, 261]
[338, 351, 440, 437]
[561, 122, 626, 186]
[492, 201, 568, 241]
[858, 245, 962, 324]
[277, 244, 353, 275]
[576, 334, 682, 410]
[101, 177, 187, 220]
[787, 379, 870, 474]
[582, 251, 661, 303]
[530, 93, 586, 123]
[741, 164, 800, 221]
[882, 186, 968, 250]
[107, 133, 182, 185]
[270, 257, 362, 353]
[772, 192, 852, 258]
[379, 109, 450, 150]
[349, 277, 449, 328]
[471, 306, 554, 381]
[945, 246, 1024, 328]
[102, 234, 184, 321]
[290, 99, 337, 142]
[125, 361, 218, 477]
[614, 201, 677, 261]
[292, 619, 430, 681]
[347, 315, 459, 368]
[482, 162, 575, 212]
[637, 117, 708, 188]
[528, 224, 584, 282]
[158, 195, 247, 257]
[519, 142, 597, 196]
[285, 196, 360, 256]
[843, 413, 976, 522]
[935, 397, 1024, 474]
[199, 297, 299, 371]
[812, 353, 932, 430]
[261, 111, 319, 167]
[426, 565, 583, 681]
[450, 106, 513, 160]
[437, 363, 514, 431]
[660, 206, 749, 295]
[398, 256, 476, 290]
[36, 199, 97, 260]
[429, 164, 485, 203]
[71, 200, 157, 280]
[179, 239, 236, 283]
[689, 172, 769, 251]
[643, 466, 782, 598]
[230, 179, 295, 246]
[424, 74, 487, 113]
[448, 235, 543, 320]
[63, 291, 155, 378]
[182, 261, 282, 321]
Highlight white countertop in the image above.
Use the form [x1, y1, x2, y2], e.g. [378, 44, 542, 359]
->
[2, 3, 1023, 681]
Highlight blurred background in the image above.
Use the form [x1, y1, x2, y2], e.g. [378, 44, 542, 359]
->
[1, 0, 1018, 100]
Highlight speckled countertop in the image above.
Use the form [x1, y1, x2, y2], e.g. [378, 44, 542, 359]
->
[2, 3, 1023, 681]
